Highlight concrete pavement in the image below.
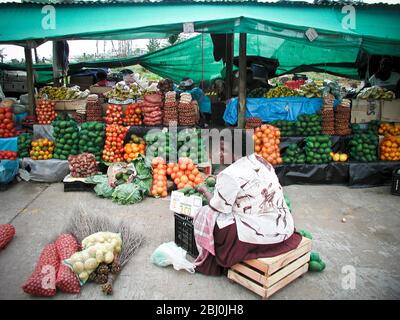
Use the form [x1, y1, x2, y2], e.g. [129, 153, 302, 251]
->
[0, 182, 399, 300]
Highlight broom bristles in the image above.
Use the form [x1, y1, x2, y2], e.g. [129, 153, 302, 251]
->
[66, 206, 144, 267]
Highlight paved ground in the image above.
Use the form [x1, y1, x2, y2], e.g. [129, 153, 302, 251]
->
[0, 182, 399, 300]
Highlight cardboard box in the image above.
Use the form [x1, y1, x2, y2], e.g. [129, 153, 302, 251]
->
[381, 99, 400, 122]
[351, 99, 381, 124]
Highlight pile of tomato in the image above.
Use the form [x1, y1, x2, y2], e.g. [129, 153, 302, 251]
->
[0, 107, 17, 138]
[36, 100, 57, 125]
[102, 124, 128, 162]
[105, 104, 123, 125]
[0, 150, 17, 160]
[30, 138, 54, 160]
[123, 103, 143, 126]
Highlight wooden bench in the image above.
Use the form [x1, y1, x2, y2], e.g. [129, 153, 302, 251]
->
[227, 237, 312, 299]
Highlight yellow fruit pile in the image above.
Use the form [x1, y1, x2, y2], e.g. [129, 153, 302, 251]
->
[330, 152, 348, 162]
[30, 138, 54, 160]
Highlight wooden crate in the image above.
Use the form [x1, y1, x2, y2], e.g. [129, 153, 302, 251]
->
[227, 237, 312, 299]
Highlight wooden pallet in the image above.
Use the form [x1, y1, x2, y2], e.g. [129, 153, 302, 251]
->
[228, 237, 312, 299]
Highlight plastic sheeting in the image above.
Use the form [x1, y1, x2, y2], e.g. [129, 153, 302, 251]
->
[223, 97, 325, 125]
[348, 161, 400, 188]
[33, 125, 54, 141]
[274, 161, 400, 188]
[20, 158, 69, 182]
[0, 137, 18, 152]
[0, 159, 18, 184]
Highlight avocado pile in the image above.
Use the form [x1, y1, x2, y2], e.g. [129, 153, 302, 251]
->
[52, 114, 79, 160]
[145, 131, 173, 161]
[17, 133, 32, 158]
[305, 135, 332, 164]
[296, 114, 322, 136]
[179, 176, 216, 205]
[270, 120, 297, 136]
[145, 129, 207, 163]
[349, 133, 378, 162]
[79, 122, 105, 162]
[351, 120, 379, 135]
[177, 129, 207, 163]
[282, 144, 306, 164]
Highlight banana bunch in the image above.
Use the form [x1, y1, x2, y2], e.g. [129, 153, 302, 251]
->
[264, 86, 299, 98]
[36, 86, 88, 100]
[357, 86, 396, 100]
[298, 82, 322, 98]
[104, 81, 142, 101]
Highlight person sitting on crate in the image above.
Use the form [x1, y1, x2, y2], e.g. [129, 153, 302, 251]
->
[195, 153, 302, 276]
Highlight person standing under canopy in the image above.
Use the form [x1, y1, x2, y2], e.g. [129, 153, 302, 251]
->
[175, 78, 211, 119]
[369, 58, 400, 95]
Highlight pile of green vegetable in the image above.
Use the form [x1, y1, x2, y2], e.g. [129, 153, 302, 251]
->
[270, 120, 297, 136]
[351, 120, 379, 135]
[145, 129, 207, 164]
[17, 133, 32, 158]
[52, 114, 79, 160]
[178, 176, 216, 205]
[79, 121, 105, 161]
[87, 155, 152, 205]
[177, 129, 207, 163]
[145, 131, 172, 160]
[296, 114, 322, 136]
[305, 135, 331, 164]
[282, 144, 306, 164]
[349, 133, 378, 162]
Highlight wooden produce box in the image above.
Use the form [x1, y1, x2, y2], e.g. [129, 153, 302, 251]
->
[54, 99, 87, 111]
[351, 99, 381, 124]
[228, 237, 311, 299]
[381, 99, 400, 122]
[89, 85, 113, 95]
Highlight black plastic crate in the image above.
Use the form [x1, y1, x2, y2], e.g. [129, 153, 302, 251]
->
[391, 169, 400, 196]
[64, 181, 95, 192]
[174, 212, 199, 258]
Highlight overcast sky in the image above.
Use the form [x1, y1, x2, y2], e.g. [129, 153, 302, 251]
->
[1, 0, 399, 62]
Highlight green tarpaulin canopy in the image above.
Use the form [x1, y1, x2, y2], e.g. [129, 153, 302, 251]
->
[1, 1, 399, 83]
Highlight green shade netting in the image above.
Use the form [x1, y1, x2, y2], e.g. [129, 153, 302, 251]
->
[1, 2, 399, 83]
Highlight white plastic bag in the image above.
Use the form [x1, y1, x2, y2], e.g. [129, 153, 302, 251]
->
[151, 242, 196, 274]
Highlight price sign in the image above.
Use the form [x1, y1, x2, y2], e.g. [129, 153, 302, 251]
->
[183, 22, 195, 34]
[305, 28, 318, 42]
[170, 191, 203, 217]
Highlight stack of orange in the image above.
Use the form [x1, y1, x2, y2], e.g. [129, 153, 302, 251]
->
[30, 138, 54, 160]
[123, 142, 145, 162]
[378, 122, 400, 136]
[151, 157, 168, 198]
[166, 157, 204, 189]
[380, 136, 400, 161]
[253, 124, 283, 165]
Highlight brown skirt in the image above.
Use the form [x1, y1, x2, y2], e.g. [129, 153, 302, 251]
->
[196, 223, 303, 276]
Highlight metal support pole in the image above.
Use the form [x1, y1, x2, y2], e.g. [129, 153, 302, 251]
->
[225, 33, 234, 100]
[237, 33, 247, 129]
[24, 47, 35, 115]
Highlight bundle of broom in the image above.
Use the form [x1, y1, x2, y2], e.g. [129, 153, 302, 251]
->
[66, 208, 144, 295]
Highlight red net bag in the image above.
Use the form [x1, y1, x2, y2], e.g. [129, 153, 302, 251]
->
[55, 234, 81, 294]
[0, 224, 15, 250]
[22, 243, 60, 296]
